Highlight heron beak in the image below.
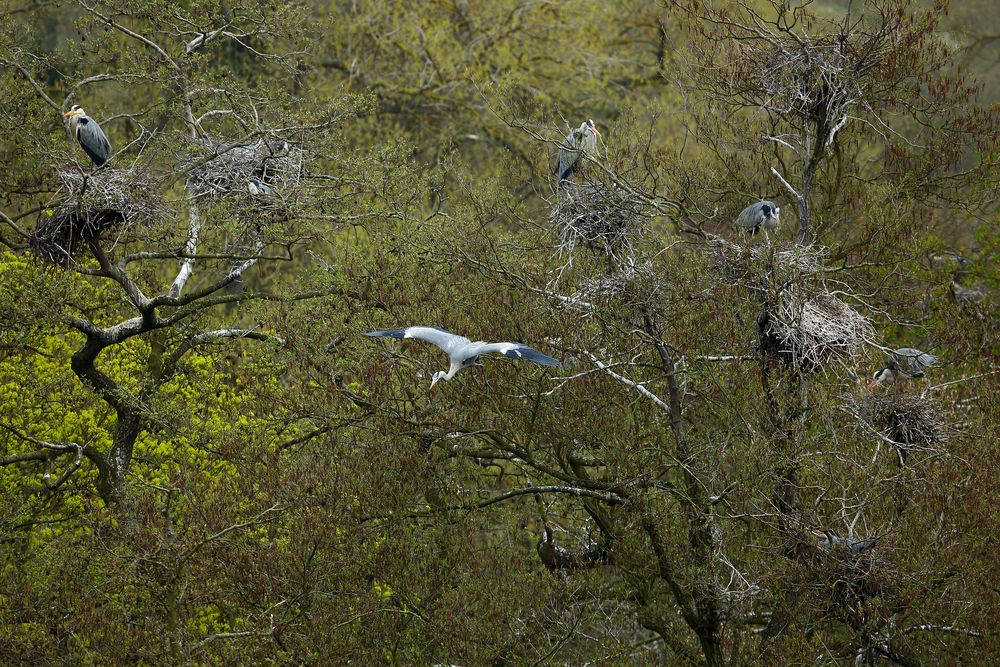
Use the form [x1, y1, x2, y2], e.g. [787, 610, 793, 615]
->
[63, 110, 75, 118]
[867, 379, 879, 389]
[430, 375, 439, 389]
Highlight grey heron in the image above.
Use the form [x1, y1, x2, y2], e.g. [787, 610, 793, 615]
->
[365, 326, 560, 387]
[63, 105, 111, 167]
[556, 119, 601, 182]
[814, 530, 876, 556]
[733, 201, 780, 235]
[870, 347, 938, 387]
[248, 177, 274, 196]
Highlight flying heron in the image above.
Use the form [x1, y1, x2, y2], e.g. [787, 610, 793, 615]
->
[365, 326, 560, 388]
[556, 119, 601, 182]
[733, 201, 780, 236]
[63, 105, 111, 167]
[870, 347, 938, 387]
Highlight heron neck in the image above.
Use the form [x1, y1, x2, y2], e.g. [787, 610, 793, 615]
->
[445, 361, 462, 381]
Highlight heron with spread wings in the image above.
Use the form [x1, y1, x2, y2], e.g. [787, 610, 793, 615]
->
[365, 326, 560, 387]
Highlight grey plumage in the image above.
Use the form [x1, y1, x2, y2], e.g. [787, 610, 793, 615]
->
[556, 119, 600, 182]
[872, 347, 938, 385]
[816, 531, 876, 556]
[248, 178, 274, 196]
[365, 326, 560, 387]
[733, 200, 780, 235]
[64, 105, 111, 167]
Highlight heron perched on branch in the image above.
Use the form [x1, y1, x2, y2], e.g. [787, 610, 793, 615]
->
[365, 326, 560, 388]
[556, 119, 601, 182]
[733, 201, 780, 235]
[63, 105, 111, 167]
[870, 348, 938, 387]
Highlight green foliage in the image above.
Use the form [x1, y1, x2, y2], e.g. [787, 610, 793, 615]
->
[1, 0, 999, 665]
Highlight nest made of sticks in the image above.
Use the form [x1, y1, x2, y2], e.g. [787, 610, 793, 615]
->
[30, 168, 165, 266]
[186, 138, 304, 200]
[550, 182, 645, 261]
[762, 291, 874, 369]
[714, 239, 825, 286]
[849, 393, 947, 449]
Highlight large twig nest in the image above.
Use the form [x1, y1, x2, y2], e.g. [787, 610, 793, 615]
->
[550, 182, 644, 261]
[849, 393, 947, 450]
[186, 138, 304, 200]
[30, 168, 165, 266]
[761, 291, 873, 370]
[714, 240, 825, 285]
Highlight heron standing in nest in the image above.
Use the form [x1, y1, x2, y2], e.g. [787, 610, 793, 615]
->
[64, 105, 111, 168]
[733, 200, 780, 237]
[870, 347, 938, 388]
[556, 119, 601, 183]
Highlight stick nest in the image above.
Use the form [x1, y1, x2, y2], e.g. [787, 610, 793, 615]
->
[550, 183, 644, 262]
[186, 138, 304, 200]
[714, 240, 825, 285]
[850, 393, 947, 449]
[762, 291, 874, 370]
[30, 168, 166, 266]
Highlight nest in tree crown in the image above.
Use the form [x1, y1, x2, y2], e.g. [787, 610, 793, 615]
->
[30, 168, 165, 266]
[186, 138, 304, 199]
[851, 393, 947, 449]
[550, 183, 644, 261]
[761, 291, 873, 369]
[714, 240, 825, 286]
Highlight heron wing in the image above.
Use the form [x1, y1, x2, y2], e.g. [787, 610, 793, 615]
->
[76, 117, 111, 167]
[365, 326, 468, 356]
[893, 348, 937, 375]
[556, 128, 582, 181]
[733, 202, 764, 232]
[469, 341, 561, 366]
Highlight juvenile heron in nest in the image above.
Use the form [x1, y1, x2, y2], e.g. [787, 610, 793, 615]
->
[556, 119, 601, 182]
[870, 347, 938, 387]
[733, 201, 780, 235]
[63, 105, 111, 167]
[365, 326, 560, 388]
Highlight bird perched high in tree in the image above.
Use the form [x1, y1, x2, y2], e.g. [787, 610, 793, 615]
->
[556, 119, 601, 182]
[63, 105, 111, 168]
[733, 200, 780, 236]
[365, 326, 560, 388]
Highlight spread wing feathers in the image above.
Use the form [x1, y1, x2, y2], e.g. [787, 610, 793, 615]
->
[469, 342, 561, 366]
[76, 117, 111, 167]
[365, 326, 465, 355]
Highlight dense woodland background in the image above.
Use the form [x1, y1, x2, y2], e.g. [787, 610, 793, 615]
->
[1, 0, 998, 664]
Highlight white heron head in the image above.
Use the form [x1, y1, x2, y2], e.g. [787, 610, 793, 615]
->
[63, 105, 86, 119]
[430, 370, 447, 388]
[868, 365, 895, 388]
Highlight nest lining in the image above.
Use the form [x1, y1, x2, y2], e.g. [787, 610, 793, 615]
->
[30, 168, 165, 266]
[186, 138, 304, 200]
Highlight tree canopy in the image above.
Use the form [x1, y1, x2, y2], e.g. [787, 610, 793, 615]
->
[1, 0, 998, 664]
